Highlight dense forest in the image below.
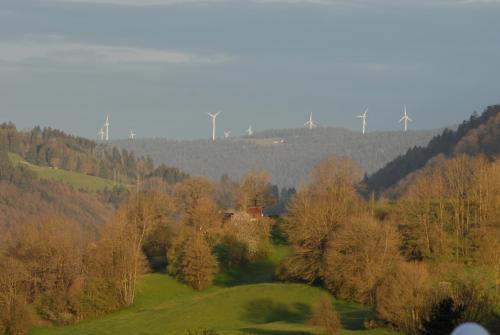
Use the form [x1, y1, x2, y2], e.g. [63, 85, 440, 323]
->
[365, 105, 500, 196]
[112, 126, 441, 188]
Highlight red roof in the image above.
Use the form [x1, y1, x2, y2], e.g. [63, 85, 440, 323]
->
[246, 206, 264, 220]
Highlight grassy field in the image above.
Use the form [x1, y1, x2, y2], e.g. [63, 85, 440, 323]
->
[8, 153, 117, 192]
[31, 246, 400, 335]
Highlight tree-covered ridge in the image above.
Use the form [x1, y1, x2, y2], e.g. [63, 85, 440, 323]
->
[111, 126, 441, 188]
[0, 123, 154, 183]
[0, 123, 190, 234]
[365, 105, 500, 195]
[0, 123, 191, 189]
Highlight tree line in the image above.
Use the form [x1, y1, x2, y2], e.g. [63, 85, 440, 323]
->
[0, 123, 158, 183]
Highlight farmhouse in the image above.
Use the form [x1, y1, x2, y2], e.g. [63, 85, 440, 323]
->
[223, 206, 265, 222]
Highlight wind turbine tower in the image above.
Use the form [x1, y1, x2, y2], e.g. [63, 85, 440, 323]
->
[246, 125, 253, 137]
[104, 115, 110, 141]
[304, 112, 318, 130]
[129, 129, 136, 140]
[224, 130, 231, 139]
[399, 106, 413, 132]
[356, 109, 368, 135]
[207, 111, 221, 142]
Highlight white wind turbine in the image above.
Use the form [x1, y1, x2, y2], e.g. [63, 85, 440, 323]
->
[304, 112, 318, 130]
[356, 109, 368, 135]
[129, 129, 136, 140]
[207, 111, 221, 142]
[399, 106, 413, 132]
[104, 115, 110, 141]
[246, 125, 253, 137]
[224, 130, 231, 138]
[98, 128, 105, 141]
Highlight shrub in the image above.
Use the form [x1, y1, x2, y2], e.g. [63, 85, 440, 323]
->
[308, 295, 342, 335]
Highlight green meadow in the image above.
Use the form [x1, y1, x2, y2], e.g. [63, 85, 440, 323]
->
[8, 153, 116, 192]
[31, 246, 400, 335]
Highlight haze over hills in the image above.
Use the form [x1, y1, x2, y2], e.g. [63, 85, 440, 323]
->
[112, 126, 443, 188]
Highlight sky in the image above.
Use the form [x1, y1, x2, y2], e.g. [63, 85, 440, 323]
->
[0, 0, 499, 140]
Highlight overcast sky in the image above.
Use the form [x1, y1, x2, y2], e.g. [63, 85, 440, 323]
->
[0, 0, 499, 140]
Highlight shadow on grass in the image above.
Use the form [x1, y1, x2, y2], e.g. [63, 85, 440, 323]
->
[214, 260, 277, 287]
[334, 302, 373, 330]
[243, 299, 311, 324]
[240, 328, 314, 335]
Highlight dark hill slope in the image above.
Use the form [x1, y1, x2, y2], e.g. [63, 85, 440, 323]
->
[112, 127, 441, 187]
[365, 105, 500, 194]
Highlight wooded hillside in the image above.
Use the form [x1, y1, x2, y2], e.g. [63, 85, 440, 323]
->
[0, 123, 153, 184]
[112, 127, 441, 188]
[364, 105, 500, 195]
[0, 124, 189, 232]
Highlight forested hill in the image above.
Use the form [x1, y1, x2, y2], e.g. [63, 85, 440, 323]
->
[365, 105, 500, 195]
[0, 123, 189, 231]
[0, 123, 155, 183]
[112, 127, 441, 188]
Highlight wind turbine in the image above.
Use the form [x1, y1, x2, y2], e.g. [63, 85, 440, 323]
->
[356, 109, 368, 135]
[245, 125, 253, 137]
[129, 129, 136, 140]
[207, 111, 221, 142]
[224, 130, 231, 139]
[304, 112, 318, 130]
[399, 106, 413, 132]
[98, 128, 105, 141]
[104, 115, 110, 141]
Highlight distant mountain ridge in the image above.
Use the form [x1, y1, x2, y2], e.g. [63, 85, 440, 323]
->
[364, 104, 500, 195]
[112, 126, 442, 188]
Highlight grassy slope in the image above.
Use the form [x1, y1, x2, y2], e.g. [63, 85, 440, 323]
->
[8, 153, 116, 192]
[31, 246, 399, 335]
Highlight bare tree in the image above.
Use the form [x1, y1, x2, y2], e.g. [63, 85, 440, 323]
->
[376, 262, 431, 335]
[323, 215, 402, 304]
[280, 157, 362, 283]
[169, 231, 218, 290]
[308, 294, 341, 335]
[236, 170, 276, 209]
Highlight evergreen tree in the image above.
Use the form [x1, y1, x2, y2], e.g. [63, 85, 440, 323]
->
[421, 298, 464, 335]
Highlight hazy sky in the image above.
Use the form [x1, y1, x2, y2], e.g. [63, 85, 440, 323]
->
[0, 0, 499, 140]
